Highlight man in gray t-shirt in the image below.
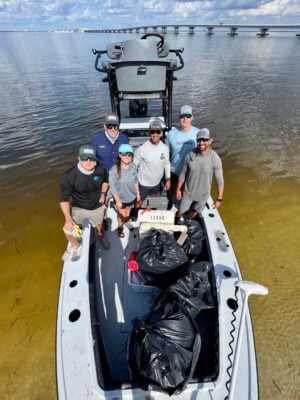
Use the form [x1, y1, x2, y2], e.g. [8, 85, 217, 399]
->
[176, 128, 224, 219]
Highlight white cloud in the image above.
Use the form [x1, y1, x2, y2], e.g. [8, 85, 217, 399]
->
[229, 0, 300, 16]
[0, 0, 299, 29]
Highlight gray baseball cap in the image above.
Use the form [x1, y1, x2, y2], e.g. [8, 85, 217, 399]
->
[78, 145, 97, 160]
[149, 119, 163, 131]
[179, 105, 193, 115]
[196, 128, 210, 140]
[105, 113, 119, 125]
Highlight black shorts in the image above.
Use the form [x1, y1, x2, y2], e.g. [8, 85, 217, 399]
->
[170, 172, 179, 187]
[121, 199, 136, 209]
[139, 183, 162, 201]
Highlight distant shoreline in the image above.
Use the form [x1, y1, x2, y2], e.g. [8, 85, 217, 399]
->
[0, 29, 299, 33]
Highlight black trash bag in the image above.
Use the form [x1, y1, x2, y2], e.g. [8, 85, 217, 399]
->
[135, 263, 189, 289]
[178, 219, 205, 256]
[136, 229, 188, 274]
[166, 262, 215, 318]
[127, 301, 201, 395]
[134, 270, 157, 285]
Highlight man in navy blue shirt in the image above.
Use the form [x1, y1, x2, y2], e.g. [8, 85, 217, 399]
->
[90, 113, 129, 173]
[90, 113, 129, 229]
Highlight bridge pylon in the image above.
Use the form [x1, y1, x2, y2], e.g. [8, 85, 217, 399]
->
[206, 26, 214, 35]
[257, 27, 269, 37]
[228, 27, 238, 36]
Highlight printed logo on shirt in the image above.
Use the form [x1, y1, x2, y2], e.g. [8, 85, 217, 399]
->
[98, 145, 106, 149]
[93, 176, 100, 181]
[160, 153, 166, 160]
[176, 139, 195, 146]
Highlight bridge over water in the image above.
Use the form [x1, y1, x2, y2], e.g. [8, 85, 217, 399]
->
[83, 24, 300, 37]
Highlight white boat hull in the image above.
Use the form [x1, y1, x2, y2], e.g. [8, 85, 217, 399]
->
[56, 197, 259, 399]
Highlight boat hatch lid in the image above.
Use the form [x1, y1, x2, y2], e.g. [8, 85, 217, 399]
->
[120, 116, 165, 130]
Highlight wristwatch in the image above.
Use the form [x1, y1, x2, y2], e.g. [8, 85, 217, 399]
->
[216, 198, 223, 202]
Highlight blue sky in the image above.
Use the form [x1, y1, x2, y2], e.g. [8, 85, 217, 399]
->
[0, 0, 299, 30]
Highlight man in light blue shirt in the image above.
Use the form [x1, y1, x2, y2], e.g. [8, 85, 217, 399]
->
[165, 105, 200, 205]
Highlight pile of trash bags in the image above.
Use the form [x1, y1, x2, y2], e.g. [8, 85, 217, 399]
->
[136, 229, 188, 273]
[134, 229, 188, 287]
[132, 220, 206, 286]
[128, 261, 215, 395]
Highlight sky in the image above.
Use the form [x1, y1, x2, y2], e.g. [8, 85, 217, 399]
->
[0, 0, 299, 31]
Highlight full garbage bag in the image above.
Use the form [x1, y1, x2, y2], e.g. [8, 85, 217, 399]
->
[136, 229, 188, 274]
[134, 265, 187, 288]
[178, 219, 205, 257]
[127, 300, 201, 395]
[166, 262, 215, 318]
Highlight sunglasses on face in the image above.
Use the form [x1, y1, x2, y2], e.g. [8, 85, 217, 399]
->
[149, 130, 162, 135]
[197, 138, 210, 142]
[106, 124, 119, 130]
[120, 152, 133, 156]
[81, 157, 96, 161]
[180, 114, 192, 119]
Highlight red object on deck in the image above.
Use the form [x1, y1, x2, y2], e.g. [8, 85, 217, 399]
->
[128, 251, 139, 271]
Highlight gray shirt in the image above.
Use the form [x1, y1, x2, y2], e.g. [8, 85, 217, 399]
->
[179, 149, 224, 202]
[134, 140, 170, 187]
[109, 163, 138, 203]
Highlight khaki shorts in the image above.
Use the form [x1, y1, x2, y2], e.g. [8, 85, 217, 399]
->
[72, 205, 106, 227]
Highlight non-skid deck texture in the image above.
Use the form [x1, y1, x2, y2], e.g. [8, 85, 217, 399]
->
[96, 203, 158, 382]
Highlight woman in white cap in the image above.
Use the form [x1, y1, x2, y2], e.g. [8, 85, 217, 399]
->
[109, 144, 140, 237]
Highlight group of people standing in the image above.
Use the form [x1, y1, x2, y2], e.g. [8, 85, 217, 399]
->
[59, 105, 224, 262]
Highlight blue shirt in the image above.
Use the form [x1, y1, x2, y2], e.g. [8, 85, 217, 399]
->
[165, 126, 199, 176]
[90, 131, 129, 172]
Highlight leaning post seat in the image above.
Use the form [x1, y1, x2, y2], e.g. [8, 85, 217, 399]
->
[93, 34, 184, 130]
[104, 39, 175, 95]
[113, 40, 169, 94]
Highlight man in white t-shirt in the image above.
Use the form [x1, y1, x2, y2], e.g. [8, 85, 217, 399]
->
[134, 119, 171, 203]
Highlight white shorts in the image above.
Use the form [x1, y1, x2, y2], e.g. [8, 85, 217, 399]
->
[72, 205, 106, 227]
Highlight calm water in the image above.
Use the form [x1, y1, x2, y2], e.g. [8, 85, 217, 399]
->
[0, 32, 299, 400]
